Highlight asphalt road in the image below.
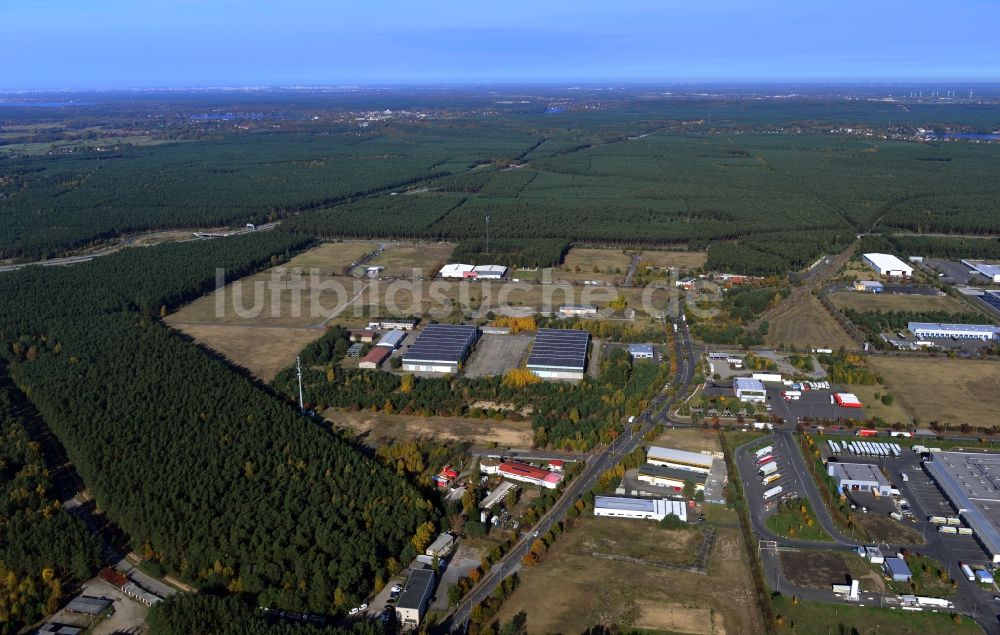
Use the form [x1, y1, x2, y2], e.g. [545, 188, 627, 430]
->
[443, 319, 697, 631]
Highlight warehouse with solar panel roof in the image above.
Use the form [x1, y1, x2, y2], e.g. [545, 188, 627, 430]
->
[402, 324, 479, 373]
[526, 328, 590, 380]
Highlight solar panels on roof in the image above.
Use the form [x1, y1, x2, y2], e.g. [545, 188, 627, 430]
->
[526, 328, 590, 371]
[403, 324, 479, 364]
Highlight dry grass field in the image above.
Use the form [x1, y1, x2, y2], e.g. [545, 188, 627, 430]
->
[870, 357, 1000, 427]
[557, 247, 633, 284]
[494, 511, 762, 634]
[328, 410, 534, 447]
[175, 324, 321, 381]
[641, 249, 708, 271]
[368, 242, 455, 277]
[283, 241, 379, 274]
[843, 384, 914, 426]
[830, 291, 965, 314]
[765, 294, 858, 351]
[651, 427, 722, 453]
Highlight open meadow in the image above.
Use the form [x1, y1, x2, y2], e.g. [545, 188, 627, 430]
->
[494, 511, 763, 634]
[175, 323, 322, 381]
[367, 242, 456, 277]
[830, 291, 967, 314]
[641, 249, 709, 271]
[870, 357, 1000, 427]
[650, 427, 722, 453]
[765, 294, 858, 351]
[556, 247, 634, 284]
[772, 595, 980, 635]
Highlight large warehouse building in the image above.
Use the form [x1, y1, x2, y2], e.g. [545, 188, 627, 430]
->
[593, 496, 687, 522]
[637, 464, 706, 492]
[526, 328, 590, 380]
[827, 462, 892, 496]
[908, 322, 1000, 341]
[497, 461, 563, 489]
[402, 324, 479, 373]
[962, 259, 1000, 283]
[647, 446, 715, 475]
[924, 452, 1000, 563]
[395, 568, 436, 627]
[863, 253, 913, 278]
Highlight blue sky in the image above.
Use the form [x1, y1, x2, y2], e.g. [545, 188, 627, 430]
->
[3, 0, 999, 89]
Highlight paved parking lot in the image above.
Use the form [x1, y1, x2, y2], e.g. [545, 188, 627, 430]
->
[765, 386, 864, 424]
[463, 334, 531, 378]
[739, 436, 801, 512]
[923, 259, 975, 285]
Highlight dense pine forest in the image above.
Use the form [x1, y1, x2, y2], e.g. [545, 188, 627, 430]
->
[0, 232, 435, 614]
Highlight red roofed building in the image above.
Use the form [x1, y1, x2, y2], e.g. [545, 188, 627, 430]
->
[547, 459, 564, 472]
[834, 392, 863, 408]
[358, 346, 391, 370]
[99, 568, 127, 588]
[433, 466, 459, 487]
[499, 461, 563, 489]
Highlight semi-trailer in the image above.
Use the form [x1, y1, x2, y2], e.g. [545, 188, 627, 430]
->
[858, 429, 878, 437]
[754, 446, 773, 458]
[946, 517, 961, 526]
[763, 486, 783, 501]
[762, 473, 781, 486]
[960, 562, 975, 581]
[929, 516, 947, 525]
[958, 527, 974, 536]
[759, 462, 779, 477]
[939, 526, 958, 535]
[756, 454, 774, 466]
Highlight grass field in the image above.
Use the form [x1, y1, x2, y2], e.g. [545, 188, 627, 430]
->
[870, 357, 1000, 427]
[843, 384, 914, 426]
[650, 427, 722, 454]
[772, 595, 979, 635]
[558, 247, 634, 284]
[173, 323, 322, 381]
[765, 498, 833, 542]
[367, 242, 456, 277]
[282, 241, 380, 274]
[327, 409, 535, 447]
[641, 250, 708, 271]
[830, 291, 966, 314]
[765, 294, 858, 351]
[494, 512, 763, 634]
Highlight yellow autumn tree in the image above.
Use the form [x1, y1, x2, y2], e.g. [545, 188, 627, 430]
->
[411, 521, 436, 552]
[400, 374, 415, 393]
[502, 368, 541, 388]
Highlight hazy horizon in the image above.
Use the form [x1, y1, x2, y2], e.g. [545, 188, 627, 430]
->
[4, 0, 999, 91]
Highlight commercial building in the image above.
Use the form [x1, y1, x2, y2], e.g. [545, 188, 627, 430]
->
[907, 322, 1000, 341]
[751, 372, 782, 383]
[358, 346, 391, 370]
[498, 461, 563, 489]
[593, 496, 687, 522]
[375, 329, 407, 349]
[734, 378, 767, 403]
[402, 324, 479, 373]
[65, 595, 113, 616]
[526, 328, 590, 380]
[828, 463, 892, 496]
[923, 452, 1000, 563]
[637, 464, 706, 492]
[883, 557, 913, 582]
[425, 533, 456, 558]
[472, 264, 507, 279]
[367, 317, 419, 331]
[854, 280, 884, 293]
[559, 304, 598, 317]
[834, 392, 863, 408]
[863, 253, 913, 278]
[962, 259, 1000, 283]
[396, 569, 436, 627]
[433, 466, 459, 487]
[349, 329, 376, 343]
[628, 343, 654, 360]
[647, 446, 715, 475]
[346, 342, 364, 358]
[439, 263, 475, 278]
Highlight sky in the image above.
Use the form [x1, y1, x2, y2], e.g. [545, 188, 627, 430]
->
[2, 0, 999, 90]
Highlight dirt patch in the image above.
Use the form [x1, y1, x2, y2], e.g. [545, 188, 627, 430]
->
[780, 551, 853, 589]
[328, 409, 534, 447]
[168, 323, 321, 381]
[634, 603, 719, 635]
[652, 427, 722, 453]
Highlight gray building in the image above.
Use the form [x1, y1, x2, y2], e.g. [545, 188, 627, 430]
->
[396, 568, 436, 627]
[828, 462, 892, 496]
[883, 557, 912, 582]
[924, 452, 1000, 563]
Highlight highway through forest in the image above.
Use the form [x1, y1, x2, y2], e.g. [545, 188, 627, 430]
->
[442, 319, 697, 631]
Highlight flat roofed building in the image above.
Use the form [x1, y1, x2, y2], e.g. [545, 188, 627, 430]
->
[65, 595, 113, 615]
[346, 342, 364, 358]
[828, 462, 892, 496]
[735, 377, 767, 403]
[527, 328, 590, 380]
[368, 317, 419, 331]
[628, 343, 654, 359]
[863, 253, 913, 278]
[439, 263, 474, 278]
[396, 569, 436, 627]
[908, 322, 1000, 341]
[358, 346, 391, 369]
[376, 329, 407, 349]
[402, 324, 479, 373]
[594, 496, 687, 522]
[647, 446, 714, 474]
[637, 464, 706, 491]
[923, 452, 1000, 563]
[349, 329, 376, 342]
[962, 259, 1000, 283]
[883, 557, 913, 582]
[425, 533, 456, 558]
[854, 280, 884, 293]
[480, 481, 517, 509]
[472, 264, 507, 279]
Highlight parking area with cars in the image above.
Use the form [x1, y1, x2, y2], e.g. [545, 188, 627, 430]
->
[739, 436, 802, 513]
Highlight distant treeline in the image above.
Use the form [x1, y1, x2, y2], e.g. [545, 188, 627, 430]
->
[860, 234, 1000, 261]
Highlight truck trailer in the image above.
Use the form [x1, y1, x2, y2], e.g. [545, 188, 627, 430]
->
[754, 446, 773, 459]
[763, 486, 783, 501]
[960, 562, 975, 581]
[762, 473, 781, 486]
[759, 462, 779, 477]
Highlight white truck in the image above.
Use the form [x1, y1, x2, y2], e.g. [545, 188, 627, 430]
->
[763, 485, 783, 501]
[754, 445, 773, 459]
[759, 462, 778, 477]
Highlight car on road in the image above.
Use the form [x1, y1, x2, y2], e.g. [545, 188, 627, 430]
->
[359, 603, 368, 611]
[390, 584, 402, 593]
[349, 607, 360, 615]
[533, 530, 540, 537]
